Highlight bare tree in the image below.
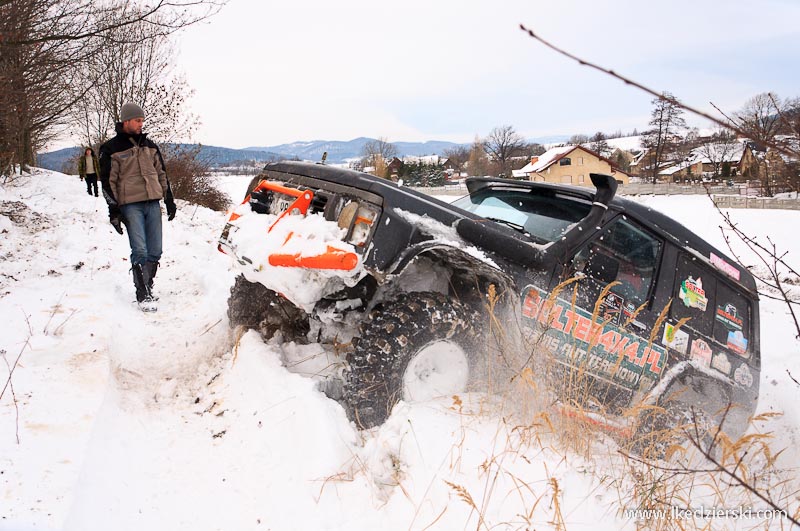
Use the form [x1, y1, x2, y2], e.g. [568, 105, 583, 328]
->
[361, 137, 397, 161]
[0, 0, 83, 171]
[698, 128, 739, 179]
[735, 93, 782, 148]
[483, 125, 526, 177]
[528, 142, 546, 156]
[360, 137, 397, 178]
[1, 0, 224, 48]
[442, 145, 469, 174]
[70, 11, 199, 147]
[467, 136, 489, 177]
[0, 0, 222, 171]
[568, 133, 589, 145]
[163, 144, 229, 211]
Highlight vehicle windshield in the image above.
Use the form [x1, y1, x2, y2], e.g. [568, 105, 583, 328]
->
[452, 189, 591, 243]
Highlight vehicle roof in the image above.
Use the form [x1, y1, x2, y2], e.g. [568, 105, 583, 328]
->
[261, 162, 757, 296]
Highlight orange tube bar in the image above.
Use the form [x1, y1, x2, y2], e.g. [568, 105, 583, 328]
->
[268, 246, 358, 270]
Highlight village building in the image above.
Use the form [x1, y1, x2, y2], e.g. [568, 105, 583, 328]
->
[512, 145, 630, 185]
[658, 141, 759, 181]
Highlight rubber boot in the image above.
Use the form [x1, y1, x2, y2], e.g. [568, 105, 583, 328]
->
[133, 264, 157, 312]
[144, 261, 160, 301]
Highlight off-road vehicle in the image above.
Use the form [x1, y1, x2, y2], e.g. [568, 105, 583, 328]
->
[219, 161, 759, 449]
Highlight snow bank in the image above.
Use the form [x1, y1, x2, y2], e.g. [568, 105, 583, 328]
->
[1, 172, 798, 531]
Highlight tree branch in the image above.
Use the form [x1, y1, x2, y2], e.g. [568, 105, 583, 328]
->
[518, 25, 799, 159]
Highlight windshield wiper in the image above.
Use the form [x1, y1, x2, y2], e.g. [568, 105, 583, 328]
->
[483, 217, 527, 234]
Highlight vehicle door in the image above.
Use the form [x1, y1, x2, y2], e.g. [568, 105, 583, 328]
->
[522, 214, 667, 396]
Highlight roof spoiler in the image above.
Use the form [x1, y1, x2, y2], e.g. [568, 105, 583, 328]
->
[456, 173, 618, 268]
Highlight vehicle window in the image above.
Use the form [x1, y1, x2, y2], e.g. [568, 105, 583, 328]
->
[671, 254, 717, 335]
[713, 282, 752, 358]
[452, 190, 590, 243]
[574, 217, 663, 308]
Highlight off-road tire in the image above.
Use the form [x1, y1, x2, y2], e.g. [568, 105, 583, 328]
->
[227, 274, 309, 342]
[629, 401, 716, 460]
[342, 291, 484, 429]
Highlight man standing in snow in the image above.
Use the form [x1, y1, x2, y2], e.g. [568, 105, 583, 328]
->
[77, 147, 100, 196]
[99, 102, 177, 312]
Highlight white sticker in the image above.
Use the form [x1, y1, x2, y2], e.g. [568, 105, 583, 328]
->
[690, 338, 713, 367]
[662, 323, 689, 354]
[711, 352, 731, 375]
[734, 364, 754, 388]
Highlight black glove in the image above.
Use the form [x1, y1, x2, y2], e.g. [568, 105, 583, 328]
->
[109, 206, 124, 235]
[166, 198, 176, 221]
[110, 217, 123, 234]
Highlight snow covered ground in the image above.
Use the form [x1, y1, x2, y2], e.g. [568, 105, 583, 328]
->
[1, 172, 798, 530]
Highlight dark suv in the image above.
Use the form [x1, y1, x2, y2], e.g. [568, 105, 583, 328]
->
[219, 161, 759, 447]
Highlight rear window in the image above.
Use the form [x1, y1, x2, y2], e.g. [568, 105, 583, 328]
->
[452, 190, 590, 243]
[713, 282, 752, 358]
[672, 253, 751, 357]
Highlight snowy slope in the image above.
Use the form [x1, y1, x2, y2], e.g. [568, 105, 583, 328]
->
[1, 172, 798, 530]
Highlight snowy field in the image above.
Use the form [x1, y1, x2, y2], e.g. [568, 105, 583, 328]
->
[1, 172, 798, 530]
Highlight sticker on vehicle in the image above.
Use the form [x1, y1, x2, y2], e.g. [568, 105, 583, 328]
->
[716, 303, 744, 331]
[679, 276, 708, 311]
[521, 286, 666, 390]
[690, 338, 713, 367]
[710, 252, 741, 281]
[711, 352, 731, 375]
[734, 363, 753, 388]
[621, 302, 646, 331]
[727, 330, 749, 356]
[599, 292, 624, 326]
[662, 323, 689, 354]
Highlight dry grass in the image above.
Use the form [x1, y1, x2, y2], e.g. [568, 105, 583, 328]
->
[311, 279, 798, 530]
[448, 282, 800, 530]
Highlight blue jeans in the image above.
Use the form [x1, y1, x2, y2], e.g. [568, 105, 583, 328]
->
[120, 200, 162, 266]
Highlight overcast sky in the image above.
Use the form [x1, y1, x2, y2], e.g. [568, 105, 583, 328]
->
[176, 0, 800, 149]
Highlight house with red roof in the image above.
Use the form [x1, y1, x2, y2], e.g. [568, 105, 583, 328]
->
[512, 145, 630, 185]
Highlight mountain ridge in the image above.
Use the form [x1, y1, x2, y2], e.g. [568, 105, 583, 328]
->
[37, 135, 572, 173]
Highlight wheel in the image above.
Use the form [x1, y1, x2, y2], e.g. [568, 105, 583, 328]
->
[342, 291, 484, 429]
[629, 400, 717, 460]
[227, 274, 309, 342]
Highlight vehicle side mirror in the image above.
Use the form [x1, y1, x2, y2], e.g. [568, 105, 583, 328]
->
[572, 249, 588, 274]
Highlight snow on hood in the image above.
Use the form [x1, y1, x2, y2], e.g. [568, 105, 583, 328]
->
[225, 203, 366, 312]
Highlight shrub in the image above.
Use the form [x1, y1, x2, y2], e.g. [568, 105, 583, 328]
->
[163, 145, 230, 212]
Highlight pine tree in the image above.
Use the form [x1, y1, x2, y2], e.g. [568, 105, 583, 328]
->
[641, 92, 686, 183]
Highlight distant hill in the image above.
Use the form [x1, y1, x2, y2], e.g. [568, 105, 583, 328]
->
[245, 138, 469, 164]
[36, 144, 286, 173]
[246, 137, 578, 163]
[37, 135, 577, 173]
[38, 147, 82, 174]
[169, 144, 286, 166]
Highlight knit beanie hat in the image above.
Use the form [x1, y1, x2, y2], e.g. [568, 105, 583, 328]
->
[120, 102, 145, 122]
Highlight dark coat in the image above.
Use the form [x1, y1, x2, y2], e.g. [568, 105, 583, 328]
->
[99, 123, 174, 208]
